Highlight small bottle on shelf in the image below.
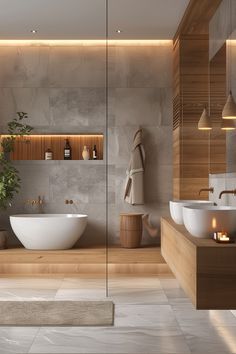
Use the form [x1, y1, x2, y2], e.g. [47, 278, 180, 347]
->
[93, 145, 98, 160]
[45, 148, 53, 160]
[64, 139, 72, 160]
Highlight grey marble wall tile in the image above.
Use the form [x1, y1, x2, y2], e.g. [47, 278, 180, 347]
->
[0, 88, 50, 126]
[108, 126, 140, 165]
[108, 45, 173, 88]
[49, 46, 106, 87]
[145, 164, 173, 204]
[226, 176, 236, 206]
[144, 126, 173, 165]
[226, 130, 236, 172]
[16, 165, 50, 202]
[209, 174, 227, 205]
[0, 46, 49, 87]
[108, 87, 172, 127]
[49, 88, 105, 126]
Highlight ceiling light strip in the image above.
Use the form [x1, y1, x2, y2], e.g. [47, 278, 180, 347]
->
[0, 39, 172, 47]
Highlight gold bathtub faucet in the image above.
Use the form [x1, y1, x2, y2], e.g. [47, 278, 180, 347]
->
[26, 195, 44, 211]
[65, 199, 74, 204]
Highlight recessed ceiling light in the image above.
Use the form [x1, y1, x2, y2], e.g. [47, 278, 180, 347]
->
[30, 29, 38, 34]
[116, 29, 123, 33]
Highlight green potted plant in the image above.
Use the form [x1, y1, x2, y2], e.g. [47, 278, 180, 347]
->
[0, 112, 33, 249]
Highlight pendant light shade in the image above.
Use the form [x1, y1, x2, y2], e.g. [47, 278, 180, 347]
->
[221, 118, 235, 130]
[198, 108, 212, 130]
[222, 91, 236, 119]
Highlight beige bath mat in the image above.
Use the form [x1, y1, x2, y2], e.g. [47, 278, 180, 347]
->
[0, 301, 114, 326]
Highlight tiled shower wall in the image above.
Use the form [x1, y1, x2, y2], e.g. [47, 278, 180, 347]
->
[0, 43, 173, 246]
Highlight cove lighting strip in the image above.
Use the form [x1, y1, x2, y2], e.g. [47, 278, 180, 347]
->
[0, 40, 172, 47]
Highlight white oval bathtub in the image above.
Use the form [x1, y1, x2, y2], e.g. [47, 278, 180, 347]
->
[10, 214, 88, 250]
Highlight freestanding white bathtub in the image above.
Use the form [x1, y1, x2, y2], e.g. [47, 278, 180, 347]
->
[10, 214, 88, 250]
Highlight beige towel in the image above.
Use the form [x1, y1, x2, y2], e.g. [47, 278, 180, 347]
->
[124, 129, 145, 205]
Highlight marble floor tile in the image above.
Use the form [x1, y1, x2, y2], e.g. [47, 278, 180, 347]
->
[0, 327, 39, 354]
[109, 287, 168, 305]
[159, 277, 181, 290]
[181, 324, 236, 353]
[55, 288, 107, 301]
[0, 289, 57, 301]
[173, 303, 236, 327]
[60, 277, 106, 289]
[114, 304, 179, 327]
[163, 288, 191, 305]
[29, 326, 190, 353]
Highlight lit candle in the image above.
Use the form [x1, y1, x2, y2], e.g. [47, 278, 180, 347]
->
[220, 234, 230, 241]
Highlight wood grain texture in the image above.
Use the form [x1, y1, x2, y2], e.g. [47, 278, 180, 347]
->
[173, 21, 226, 199]
[161, 217, 236, 309]
[0, 245, 168, 275]
[120, 214, 143, 248]
[0, 134, 103, 160]
[174, 0, 222, 40]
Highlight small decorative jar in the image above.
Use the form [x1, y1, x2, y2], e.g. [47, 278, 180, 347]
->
[82, 146, 90, 160]
[45, 148, 53, 160]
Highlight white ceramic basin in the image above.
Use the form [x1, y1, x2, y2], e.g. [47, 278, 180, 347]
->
[183, 206, 236, 238]
[10, 214, 88, 250]
[169, 200, 214, 225]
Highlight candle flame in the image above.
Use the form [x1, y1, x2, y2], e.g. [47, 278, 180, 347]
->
[212, 217, 217, 229]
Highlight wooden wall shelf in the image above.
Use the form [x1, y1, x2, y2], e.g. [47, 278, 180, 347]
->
[0, 134, 103, 161]
[161, 217, 236, 309]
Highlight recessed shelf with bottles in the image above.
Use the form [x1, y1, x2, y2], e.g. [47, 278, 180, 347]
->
[0, 134, 103, 161]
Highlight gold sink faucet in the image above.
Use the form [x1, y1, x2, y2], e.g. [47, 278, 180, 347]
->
[199, 187, 214, 196]
[219, 189, 236, 199]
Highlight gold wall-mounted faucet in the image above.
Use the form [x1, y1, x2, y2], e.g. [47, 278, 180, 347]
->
[219, 189, 236, 199]
[65, 199, 74, 204]
[26, 195, 44, 206]
[199, 187, 214, 196]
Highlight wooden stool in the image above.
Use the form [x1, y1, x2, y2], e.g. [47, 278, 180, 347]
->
[120, 213, 143, 248]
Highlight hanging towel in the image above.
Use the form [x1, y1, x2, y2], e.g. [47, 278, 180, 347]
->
[124, 128, 145, 205]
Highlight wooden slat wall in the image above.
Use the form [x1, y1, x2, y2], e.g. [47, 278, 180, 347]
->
[0, 135, 104, 160]
[173, 0, 226, 200]
[173, 37, 211, 199]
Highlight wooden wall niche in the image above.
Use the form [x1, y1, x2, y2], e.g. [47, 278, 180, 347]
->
[0, 134, 104, 160]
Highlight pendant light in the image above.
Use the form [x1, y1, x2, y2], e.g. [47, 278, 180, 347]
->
[221, 118, 235, 130]
[222, 0, 236, 119]
[222, 90, 236, 119]
[198, 107, 212, 130]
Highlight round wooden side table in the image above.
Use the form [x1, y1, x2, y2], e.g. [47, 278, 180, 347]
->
[120, 213, 143, 248]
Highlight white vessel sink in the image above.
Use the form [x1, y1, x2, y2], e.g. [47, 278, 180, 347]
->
[169, 200, 214, 225]
[183, 206, 236, 238]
